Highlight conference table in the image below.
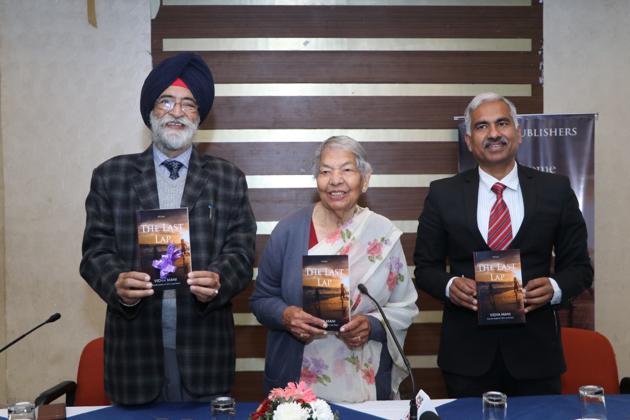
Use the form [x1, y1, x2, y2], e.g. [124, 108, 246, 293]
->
[2, 394, 630, 419]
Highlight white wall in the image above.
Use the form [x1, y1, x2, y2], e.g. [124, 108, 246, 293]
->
[0, 63, 6, 403]
[0, 0, 151, 403]
[544, 0, 630, 378]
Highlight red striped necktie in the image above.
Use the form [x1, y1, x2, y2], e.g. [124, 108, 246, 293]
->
[487, 182, 512, 250]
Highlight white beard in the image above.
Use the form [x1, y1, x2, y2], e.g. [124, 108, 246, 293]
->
[150, 112, 199, 153]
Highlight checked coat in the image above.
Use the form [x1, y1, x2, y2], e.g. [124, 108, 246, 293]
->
[80, 145, 256, 405]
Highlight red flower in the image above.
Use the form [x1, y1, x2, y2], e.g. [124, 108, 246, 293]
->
[325, 228, 341, 244]
[300, 368, 318, 385]
[367, 239, 383, 257]
[361, 367, 376, 384]
[387, 271, 397, 291]
[284, 381, 318, 403]
[251, 397, 271, 419]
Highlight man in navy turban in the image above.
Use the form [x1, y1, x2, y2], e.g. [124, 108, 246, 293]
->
[81, 52, 256, 404]
[140, 52, 215, 128]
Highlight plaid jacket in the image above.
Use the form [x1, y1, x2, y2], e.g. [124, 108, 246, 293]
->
[80, 146, 256, 405]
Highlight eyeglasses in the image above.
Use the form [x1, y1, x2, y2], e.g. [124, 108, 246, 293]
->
[155, 96, 199, 114]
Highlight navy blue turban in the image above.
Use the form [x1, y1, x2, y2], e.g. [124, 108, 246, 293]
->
[140, 52, 215, 127]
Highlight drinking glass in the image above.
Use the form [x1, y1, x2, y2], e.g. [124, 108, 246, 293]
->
[211, 396, 236, 419]
[579, 385, 607, 419]
[7, 402, 35, 420]
[482, 391, 507, 420]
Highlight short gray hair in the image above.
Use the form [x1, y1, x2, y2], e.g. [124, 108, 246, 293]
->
[312, 136, 373, 177]
[464, 92, 519, 135]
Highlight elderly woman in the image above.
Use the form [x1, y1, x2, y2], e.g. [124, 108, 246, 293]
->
[250, 136, 418, 402]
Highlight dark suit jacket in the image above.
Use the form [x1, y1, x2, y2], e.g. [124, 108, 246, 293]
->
[413, 165, 592, 379]
[80, 146, 256, 404]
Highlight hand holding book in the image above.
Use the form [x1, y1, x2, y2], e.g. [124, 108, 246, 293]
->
[523, 277, 554, 313]
[338, 314, 371, 348]
[448, 276, 478, 311]
[115, 271, 154, 305]
[282, 305, 328, 342]
[187, 270, 220, 303]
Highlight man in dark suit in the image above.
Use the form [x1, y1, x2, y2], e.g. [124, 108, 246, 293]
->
[80, 53, 256, 405]
[414, 92, 592, 397]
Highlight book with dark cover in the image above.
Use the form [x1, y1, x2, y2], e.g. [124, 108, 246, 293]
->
[302, 255, 350, 331]
[136, 208, 191, 290]
[474, 249, 525, 325]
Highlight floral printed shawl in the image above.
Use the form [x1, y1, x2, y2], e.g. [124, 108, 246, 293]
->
[299, 207, 419, 402]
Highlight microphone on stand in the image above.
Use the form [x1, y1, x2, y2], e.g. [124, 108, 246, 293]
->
[357, 284, 418, 420]
[0, 313, 61, 353]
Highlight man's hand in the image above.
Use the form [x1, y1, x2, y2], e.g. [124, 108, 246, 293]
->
[282, 306, 327, 342]
[339, 315, 371, 348]
[115, 271, 153, 305]
[449, 276, 478, 311]
[524, 277, 554, 313]
[187, 271, 221, 303]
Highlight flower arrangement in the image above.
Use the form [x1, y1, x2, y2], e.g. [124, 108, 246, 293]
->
[250, 381, 338, 420]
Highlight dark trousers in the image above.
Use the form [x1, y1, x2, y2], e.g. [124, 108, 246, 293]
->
[442, 350, 561, 398]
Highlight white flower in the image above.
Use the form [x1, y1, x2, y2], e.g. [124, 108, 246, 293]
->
[310, 399, 335, 420]
[273, 401, 310, 420]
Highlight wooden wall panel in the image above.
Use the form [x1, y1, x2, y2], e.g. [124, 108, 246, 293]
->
[248, 188, 428, 221]
[232, 283, 255, 313]
[196, 142, 458, 175]
[400, 369, 448, 400]
[152, 6, 540, 38]
[154, 51, 540, 84]
[233, 372, 266, 402]
[405, 324, 442, 355]
[152, 1, 543, 401]
[419, 291, 444, 312]
[235, 327, 267, 357]
[203, 96, 541, 129]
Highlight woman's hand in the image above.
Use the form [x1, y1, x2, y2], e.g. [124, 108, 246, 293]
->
[339, 314, 371, 348]
[282, 306, 328, 342]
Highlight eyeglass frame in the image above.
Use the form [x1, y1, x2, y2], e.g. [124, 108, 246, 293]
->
[154, 95, 199, 115]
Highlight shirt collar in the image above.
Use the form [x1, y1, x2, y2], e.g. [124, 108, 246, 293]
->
[152, 144, 192, 168]
[478, 162, 519, 192]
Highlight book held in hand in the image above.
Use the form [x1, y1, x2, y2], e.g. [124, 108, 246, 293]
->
[302, 255, 350, 331]
[474, 249, 525, 325]
[136, 208, 191, 290]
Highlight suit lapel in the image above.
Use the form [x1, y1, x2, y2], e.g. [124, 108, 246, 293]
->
[513, 164, 537, 245]
[462, 168, 488, 248]
[132, 146, 159, 210]
[181, 147, 211, 209]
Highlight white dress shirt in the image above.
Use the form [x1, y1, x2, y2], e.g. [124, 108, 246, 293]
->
[445, 164, 561, 304]
[477, 164, 523, 242]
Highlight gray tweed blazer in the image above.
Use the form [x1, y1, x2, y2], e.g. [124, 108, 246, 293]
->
[80, 145, 256, 405]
